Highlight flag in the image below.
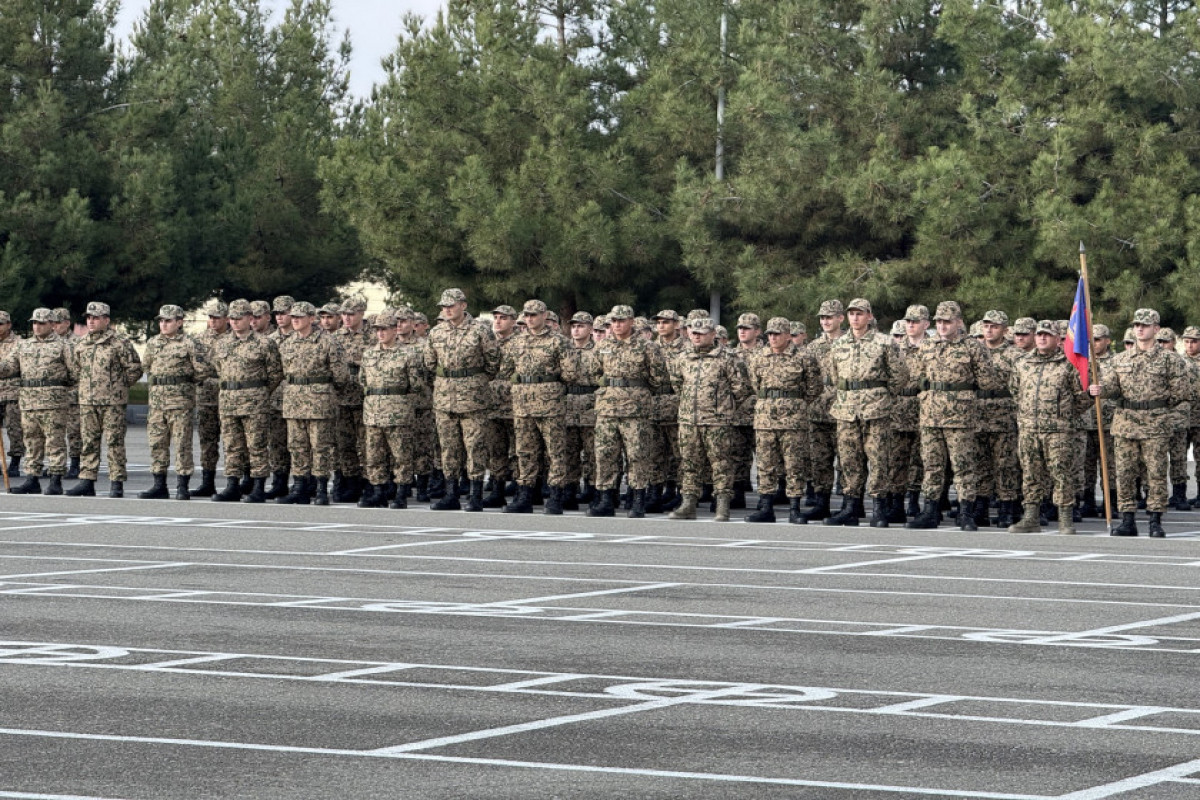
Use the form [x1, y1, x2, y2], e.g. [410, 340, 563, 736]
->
[1065, 277, 1090, 388]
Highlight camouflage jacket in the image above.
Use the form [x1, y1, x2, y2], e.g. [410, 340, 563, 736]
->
[267, 328, 292, 411]
[594, 335, 668, 419]
[1186, 352, 1200, 428]
[359, 342, 426, 428]
[488, 333, 518, 420]
[0, 332, 77, 411]
[654, 335, 687, 423]
[0, 332, 23, 402]
[746, 344, 822, 430]
[399, 336, 434, 412]
[566, 340, 602, 427]
[73, 329, 143, 406]
[976, 341, 1021, 433]
[196, 327, 230, 407]
[1098, 343, 1190, 439]
[1165, 350, 1193, 431]
[497, 328, 578, 418]
[424, 314, 499, 415]
[913, 335, 1003, 429]
[143, 332, 213, 411]
[806, 331, 844, 423]
[335, 325, 372, 407]
[669, 344, 752, 426]
[212, 331, 284, 417]
[891, 337, 924, 433]
[1010, 349, 1088, 433]
[827, 331, 907, 422]
[731, 342, 763, 425]
[278, 328, 351, 420]
[1077, 350, 1115, 431]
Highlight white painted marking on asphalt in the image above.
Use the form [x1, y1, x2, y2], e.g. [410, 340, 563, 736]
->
[0, 562, 186, 580]
[715, 617, 786, 628]
[863, 625, 938, 636]
[0, 523, 98, 533]
[872, 696, 961, 714]
[492, 582, 680, 606]
[1056, 757, 1200, 799]
[0, 792, 133, 800]
[795, 552, 958, 574]
[131, 655, 239, 670]
[307, 664, 416, 681]
[1072, 707, 1168, 728]
[1030, 610, 1200, 645]
[487, 675, 583, 690]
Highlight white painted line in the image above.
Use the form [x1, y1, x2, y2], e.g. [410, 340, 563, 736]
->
[0, 563, 187, 581]
[716, 617, 786, 628]
[488, 674, 584, 690]
[0, 792, 132, 800]
[555, 610, 631, 621]
[872, 696, 961, 714]
[1032, 611, 1200, 644]
[1056, 757, 1200, 799]
[132, 655, 239, 670]
[1072, 707, 1168, 728]
[308, 664, 416, 681]
[0, 523, 98, 533]
[492, 582, 680, 606]
[864, 625, 938, 636]
[796, 553, 958, 574]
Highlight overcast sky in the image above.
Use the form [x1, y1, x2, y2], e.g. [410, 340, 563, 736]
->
[113, 0, 447, 98]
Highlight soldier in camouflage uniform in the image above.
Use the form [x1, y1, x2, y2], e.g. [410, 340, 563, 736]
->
[907, 301, 1004, 531]
[650, 309, 686, 511]
[65, 302, 143, 498]
[276, 301, 352, 506]
[588, 304, 669, 518]
[564, 312, 600, 510]
[0, 311, 25, 477]
[744, 317, 822, 523]
[890, 305, 929, 519]
[250, 300, 274, 335]
[791, 321, 807, 349]
[826, 299, 909, 527]
[804, 300, 846, 522]
[332, 297, 371, 502]
[1154, 327, 1195, 512]
[264, 296, 295, 498]
[483, 304, 519, 507]
[211, 299, 284, 503]
[51, 308, 83, 478]
[0, 308, 77, 495]
[729, 313, 763, 508]
[1182, 327, 1200, 508]
[357, 310, 427, 509]
[976, 310, 1023, 528]
[194, 299, 231, 497]
[395, 307, 437, 500]
[667, 317, 752, 522]
[1078, 324, 1116, 517]
[592, 315, 608, 344]
[139, 304, 213, 500]
[1089, 308, 1190, 537]
[496, 299, 579, 515]
[424, 288, 501, 512]
[1012, 318, 1036, 354]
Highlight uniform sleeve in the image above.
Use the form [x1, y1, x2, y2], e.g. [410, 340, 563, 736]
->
[122, 339, 144, 388]
[646, 342, 669, 394]
[328, 336, 352, 388]
[142, 340, 157, 375]
[496, 341, 515, 382]
[481, 327, 501, 378]
[559, 340, 579, 385]
[886, 343, 909, 395]
[265, 339, 283, 392]
[0, 349, 20, 379]
[423, 335, 438, 373]
[667, 355, 684, 395]
[973, 342, 1004, 392]
[1098, 359, 1122, 399]
[63, 340, 79, 384]
[802, 352, 822, 399]
[1168, 356, 1192, 409]
[746, 354, 761, 393]
[728, 356, 752, 406]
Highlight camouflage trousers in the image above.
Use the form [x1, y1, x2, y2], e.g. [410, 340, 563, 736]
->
[733, 426, 755, 487]
[920, 426, 979, 502]
[336, 406, 366, 477]
[268, 409, 290, 474]
[564, 425, 595, 485]
[1114, 436, 1170, 513]
[285, 417, 336, 478]
[889, 429, 922, 494]
[647, 423, 681, 485]
[485, 418, 517, 481]
[515, 415, 568, 487]
[147, 406, 194, 476]
[754, 428, 807, 498]
[1018, 430, 1076, 507]
[222, 412, 271, 478]
[365, 425, 415, 486]
[836, 418, 892, 498]
[1, 399, 24, 458]
[595, 416, 654, 491]
[197, 405, 221, 472]
[79, 404, 128, 481]
[1169, 426, 1189, 486]
[22, 408, 67, 476]
[435, 411, 489, 481]
[678, 423, 736, 497]
[976, 429, 1020, 501]
[64, 401, 81, 458]
[1081, 429, 1116, 500]
[808, 421, 837, 493]
[414, 409, 437, 475]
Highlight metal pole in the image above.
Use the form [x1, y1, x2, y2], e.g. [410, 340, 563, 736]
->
[710, 2, 727, 323]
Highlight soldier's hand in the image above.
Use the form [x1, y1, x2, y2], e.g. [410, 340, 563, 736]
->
[1088, 384, 1102, 397]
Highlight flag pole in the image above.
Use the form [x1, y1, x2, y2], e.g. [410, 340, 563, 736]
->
[1080, 242, 1112, 530]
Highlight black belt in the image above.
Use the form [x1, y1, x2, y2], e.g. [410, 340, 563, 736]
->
[149, 375, 192, 387]
[567, 386, 598, 395]
[601, 378, 648, 388]
[437, 366, 484, 378]
[287, 376, 333, 386]
[922, 381, 977, 392]
[514, 375, 560, 385]
[977, 389, 1012, 400]
[220, 380, 267, 390]
[758, 389, 804, 399]
[365, 386, 412, 396]
[1119, 398, 1168, 411]
[20, 379, 68, 388]
[897, 387, 921, 397]
[836, 380, 887, 391]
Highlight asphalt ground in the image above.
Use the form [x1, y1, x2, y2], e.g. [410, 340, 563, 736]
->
[3, 429, 1200, 799]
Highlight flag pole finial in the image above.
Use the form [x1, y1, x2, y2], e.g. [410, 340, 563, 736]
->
[1079, 241, 1086, 254]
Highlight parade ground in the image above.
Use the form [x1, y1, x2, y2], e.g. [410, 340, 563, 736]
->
[3, 429, 1200, 799]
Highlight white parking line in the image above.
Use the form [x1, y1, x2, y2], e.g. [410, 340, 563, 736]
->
[0, 563, 187, 580]
[1057, 757, 1200, 798]
[0, 792, 133, 800]
[1030, 611, 1200, 644]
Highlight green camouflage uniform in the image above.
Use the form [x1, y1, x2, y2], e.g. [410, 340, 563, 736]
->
[650, 331, 686, 486]
[266, 326, 293, 474]
[335, 322, 372, 479]
[424, 311, 501, 482]
[1011, 343, 1088, 506]
[890, 333, 925, 494]
[213, 328, 283, 479]
[806, 329, 843, 495]
[565, 336, 601, 487]
[197, 322, 231, 473]
[486, 331, 519, 483]
[72, 326, 143, 481]
[977, 335, 1022, 503]
[669, 339, 751, 498]
[400, 332, 436, 478]
[0, 327, 26, 460]
[747, 342, 822, 498]
[143, 327, 212, 477]
[360, 331, 427, 485]
[278, 326, 351, 478]
[0, 323, 77, 475]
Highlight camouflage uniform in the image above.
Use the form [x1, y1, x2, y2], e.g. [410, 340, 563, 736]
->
[398, 312, 436, 480]
[143, 306, 212, 477]
[650, 311, 686, 488]
[1078, 328, 1116, 510]
[72, 305, 143, 483]
[746, 329, 822, 498]
[806, 301, 845, 496]
[1183, 327, 1200, 504]
[731, 313, 764, 492]
[212, 304, 284, 480]
[334, 298, 371, 481]
[278, 306, 352, 479]
[0, 309, 77, 479]
[977, 311, 1022, 504]
[360, 312, 427, 486]
[890, 306, 929, 497]
[53, 310, 83, 463]
[1155, 329, 1193, 493]
[486, 311, 519, 487]
[565, 314, 601, 489]
[266, 296, 295, 477]
[0, 315, 25, 463]
[197, 299, 232, 474]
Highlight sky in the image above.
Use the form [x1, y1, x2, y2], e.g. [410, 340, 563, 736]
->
[113, 0, 448, 98]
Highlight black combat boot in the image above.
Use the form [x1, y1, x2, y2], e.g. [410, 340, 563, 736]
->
[431, 478, 460, 510]
[66, 478, 96, 497]
[1148, 512, 1166, 538]
[746, 493, 776, 523]
[427, 468, 446, 499]
[730, 482, 747, 510]
[213, 477, 242, 502]
[1079, 490, 1098, 518]
[277, 476, 312, 505]
[772, 479, 788, 505]
[459, 471, 470, 496]
[561, 484, 579, 511]
[139, 473, 169, 500]
[825, 495, 864, 526]
[661, 481, 681, 511]
[972, 496, 990, 528]
[804, 481, 817, 507]
[174, 474, 191, 500]
[869, 496, 890, 528]
[905, 491, 921, 518]
[628, 488, 647, 519]
[109, 481, 123, 498]
[193, 470, 217, 498]
[65, 457, 80, 479]
[504, 485, 534, 513]
[9, 475, 40, 494]
[887, 493, 908, 524]
[335, 474, 362, 504]
[587, 487, 615, 517]
[415, 474, 430, 503]
[44, 474, 62, 495]
[313, 477, 330, 506]
[788, 497, 805, 524]
[544, 486, 564, 515]
[242, 477, 267, 504]
[7, 455, 19, 478]
[358, 484, 385, 508]
[1171, 484, 1192, 511]
[1111, 512, 1138, 536]
[906, 500, 940, 529]
[960, 497, 979, 531]
[481, 479, 506, 508]
[504, 479, 518, 497]
[994, 500, 1015, 528]
[238, 472, 254, 495]
[579, 480, 595, 505]
[644, 484, 664, 514]
[795, 491, 830, 524]
[265, 471, 289, 499]
[389, 484, 409, 509]
[464, 479, 484, 512]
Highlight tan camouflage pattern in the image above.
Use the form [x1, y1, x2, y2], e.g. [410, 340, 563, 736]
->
[593, 336, 668, 419]
[827, 331, 908, 422]
[1115, 436, 1170, 512]
[278, 329, 351, 420]
[668, 346, 752, 426]
[359, 342, 426, 428]
[143, 332, 212, 410]
[836, 417, 892, 497]
[212, 331, 284, 417]
[221, 413, 271, 478]
[1019, 431, 1078, 506]
[498, 328, 578, 418]
[425, 314, 500, 415]
[0, 331, 22, 402]
[678, 423, 737, 497]
[912, 335, 1002, 429]
[79, 404, 129, 480]
[1099, 344, 1190, 439]
[594, 417, 655, 490]
[0, 333, 78, 410]
[147, 407, 193, 476]
[489, 334, 517, 421]
[22, 408, 67, 475]
[287, 417, 336, 478]
[745, 344, 821, 429]
[335, 324, 372, 407]
[1010, 349, 1089, 433]
[73, 329, 142, 405]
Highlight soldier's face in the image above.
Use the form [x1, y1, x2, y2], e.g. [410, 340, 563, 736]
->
[846, 309, 871, 332]
[1093, 337, 1110, 355]
[53, 320, 71, 335]
[274, 312, 293, 331]
[689, 328, 716, 347]
[86, 314, 109, 333]
[443, 301, 467, 323]
[1186, 339, 1200, 357]
[655, 319, 676, 338]
[767, 330, 790, 353]
[791, 332, 806, 346]
[982, 322, 1006, 344]
[375, 326, 397, 345]
[414, 321, 429, 336]
[207, 315, 229, 333]
[229, 315, 252, 334]
[290, 314, 313, 335]
[592, 327, 607, 342]
[935, 318, 960, 339]
[251, 314, 270, 333]
[32, 321, 52, 337]
[523, 311, 547, 332]
[1035, 332, 1059, 354]
[1133, 323, 1158, 344]
[158, 318, 183, 336]
[736, 325, 759, 344]
[396, 319, 414, 336]
[609, 317, 634, 339]
[492, 314, 515, 336]
[318, 314, 339, 332]
[0, 320, 10, 338]
[547, 319, 560, 331]
[341, 311, 364, 329]
[1013, 332, 1033, 350]
[570, 322, 591, 342]
[819, 314, 842, 333]
[905, 319, 928, 339]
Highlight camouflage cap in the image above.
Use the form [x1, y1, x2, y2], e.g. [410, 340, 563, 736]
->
[53, 307, 71, 321]
[394, 306, 415, 321]
[1123, 327, 1135, 343]
[736, 312, 761, 329]
[373, 310, 399, 328]
[157, 304, 184, 320]
[686, 309, 709, 321]
[687, 317, 716, 333]
[982, 310, 1009, 326]
[764, 317, 790, 334]
[29, 308, 55, 323]
[339, 296, 367, 314]
[1035, 319, 1060, 335]
[412, 311, 428, 324]
[203, 298, 229, 318]
[570, 312, 593, 325]
[653, 310, 680, 322]
[492, 305, 517, 318]
[890, 320, 906, 335]
[0, 311, 10, 324]
[227, 299, 252, 319]
[438, 288, 467, 306]
[790, 321, 806, 335]
[249, 300, 271, 317]
[847, 298, 872, 314]
[1156, 326, 1177, 342]
[289, 301, 316, 317]
[593, 315, 609, 328]
[969, 321, 983, 337]
[904, 304, 930, 322]
[714, 325, 729, 339]
[1093, 323, 1112, 339]
[85, 301, 110, 317]
[1183, 326, 1200, 340]
[317, 302, 342, 317]
[522, 299, 548, 315]
[933, 301, 962, 321]
[1012, 317, 1036, 334]
[272, 295, 295, 313]
[1133, 308, 1160, 326]
[608, 304, 634, 320]
[818, 299, 844, 317]
[547, 311, 559, 323]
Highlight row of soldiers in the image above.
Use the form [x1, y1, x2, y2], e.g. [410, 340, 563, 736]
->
[0, 290, 1190, 537]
